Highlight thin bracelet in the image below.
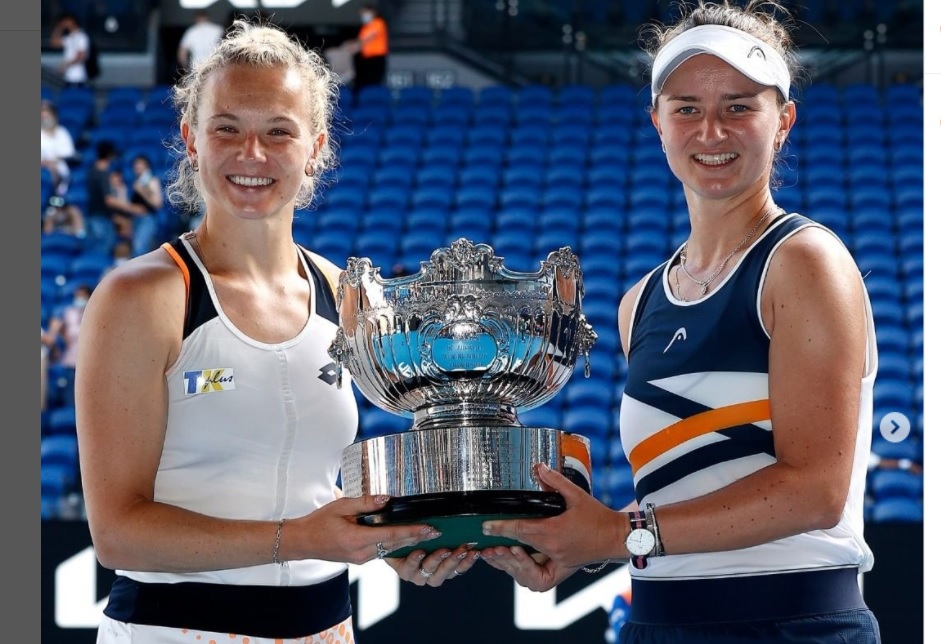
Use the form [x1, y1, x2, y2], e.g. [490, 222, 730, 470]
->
[272, 518, 286, 565]
[645, 503, 665, 557]
[581, 559, 610, 573]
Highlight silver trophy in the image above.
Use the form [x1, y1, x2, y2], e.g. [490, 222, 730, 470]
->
[328, 238, 597, 556]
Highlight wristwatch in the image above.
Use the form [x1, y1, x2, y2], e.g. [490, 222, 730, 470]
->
[625, 510, 656, 569]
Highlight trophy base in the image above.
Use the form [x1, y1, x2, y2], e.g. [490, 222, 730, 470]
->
[357, 489, 566, 557]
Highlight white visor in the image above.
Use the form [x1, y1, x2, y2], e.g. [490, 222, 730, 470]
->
[651, 24, 790, 101]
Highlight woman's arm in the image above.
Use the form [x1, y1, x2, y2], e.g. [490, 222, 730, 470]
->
[77, 252, 440, 573]
[652, 226, 868, 554]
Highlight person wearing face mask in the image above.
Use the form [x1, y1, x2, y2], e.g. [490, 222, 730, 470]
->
[40, 100, 77, 196]
[50, 13, 90, 87]
[42, 283, 93, 369]
[347, 3, 389, 97]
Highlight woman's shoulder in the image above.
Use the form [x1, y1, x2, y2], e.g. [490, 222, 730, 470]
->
[93, 247, 188, 313]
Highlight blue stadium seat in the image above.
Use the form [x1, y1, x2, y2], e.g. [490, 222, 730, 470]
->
[473, 105, 512, 127]
[358, 405, 410, 438]
[562, 407, 612, 440]
[358, 85, 393, 108]
[41, 463, 75, 498]
[590, 144, 631, 167]
[515, 105, 554, 128]
[400, 229, 446, 257]
[69, 253, 111, 284]
[502, 165, 544, 188]
[437, 86, 475, 108]
[397, 86, 435, 108]
[535, 229, 575, 257]
[410, 186, 453, 211]
[405, 207, 448, 235]
[548, 144, 589, 167]
[841, 83, 880, 105]
[558, 84, 596, 107]
[505, 145, 547, 167]
[871, 497, 923, 522]
[41, 434, 80, 467]
[372, 165, 414, 190]
[598, 463, 635, 509]
[874, 323, 908, 355]
[448, 210, 492, 240]
[519, 406, 562, 429]
[46, 405, 77, 436]
[564, 379, 614, 411]
[873, 379, 913, 410]
[425, 125, 465, 148]
[580, 231, 622, 258]
[539, 207, 580, 235]
[552, 125, 592, 147]
[431, 104, 471, 127]
[41, 255, 72, 284]
[869, 469, 923, 500]
[544, 164, 586, 189]
[361, 209, 405, 236]
[541, 185, 584, 211]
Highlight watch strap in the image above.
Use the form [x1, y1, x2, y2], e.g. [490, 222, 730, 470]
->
[627, 510, 649, 569]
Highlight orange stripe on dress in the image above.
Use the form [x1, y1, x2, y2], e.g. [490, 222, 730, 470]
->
[161, 241, 191, 305]
[629, 399, 771, 471]
[561, 433, 591, 472]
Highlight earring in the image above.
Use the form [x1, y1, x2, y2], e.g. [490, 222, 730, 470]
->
[661, 142, 666, 153]
[305, 163, 314, 178]
[191, 158, 199, 173]
[774, 139, 783, 153]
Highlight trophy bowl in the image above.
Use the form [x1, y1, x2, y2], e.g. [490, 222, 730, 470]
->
[328, 238, 597, 556]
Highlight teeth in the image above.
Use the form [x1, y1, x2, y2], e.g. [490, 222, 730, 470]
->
[229, 175, 273, 187]
[694, 153, 738, 166]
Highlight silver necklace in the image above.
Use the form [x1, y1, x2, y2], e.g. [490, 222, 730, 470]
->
[674, 206, 780, 301]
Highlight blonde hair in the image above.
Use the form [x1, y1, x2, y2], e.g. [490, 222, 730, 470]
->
[166, 19, 340, 213]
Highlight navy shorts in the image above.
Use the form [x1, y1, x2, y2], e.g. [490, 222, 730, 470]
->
[620, 568, 881, 644]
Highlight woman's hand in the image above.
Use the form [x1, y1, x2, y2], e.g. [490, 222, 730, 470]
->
[292, 494, 442, 565]
[477, 464, 628, 590]
[385, 543, 479, 587]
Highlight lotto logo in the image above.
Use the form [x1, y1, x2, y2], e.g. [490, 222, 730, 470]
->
[183, 368, 236, 395]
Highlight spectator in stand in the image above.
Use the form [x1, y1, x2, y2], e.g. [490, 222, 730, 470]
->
[42, 195, 86, 237]
[101, 238, 134, 279]
[104, 166, 162, 256]
[85, 140, 120, 254]
[42, 282, 92, 369]
[177, 10, 225, 73]
[41, 100, 77, 196]
[129, 154, 165, 254]
[42, 326, 50, 412]
[346, 3, 389, 96]
[50, 12, 90, 87]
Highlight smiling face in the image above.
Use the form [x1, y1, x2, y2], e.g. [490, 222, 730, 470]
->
[182, 63, 319, 222]
[651, 53, 794, 203]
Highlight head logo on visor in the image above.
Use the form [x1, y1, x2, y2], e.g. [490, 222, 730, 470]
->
[651, 25, 790, 101]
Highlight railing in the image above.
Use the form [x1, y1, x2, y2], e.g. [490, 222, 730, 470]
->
[383, 0, 924, 88]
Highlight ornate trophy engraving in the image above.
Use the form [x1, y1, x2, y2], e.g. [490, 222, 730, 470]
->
[328, 238, 597, 556]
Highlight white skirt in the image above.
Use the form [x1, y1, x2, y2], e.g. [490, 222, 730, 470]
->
[97, 614, 355, 644]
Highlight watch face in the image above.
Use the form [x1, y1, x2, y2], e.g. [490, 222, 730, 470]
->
[626, 528, 656, 556]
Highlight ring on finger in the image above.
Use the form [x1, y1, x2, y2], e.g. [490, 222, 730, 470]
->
[376, 542, 389, 560]
[418, 566, 433, 579]
[453, 568, 465, 576]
